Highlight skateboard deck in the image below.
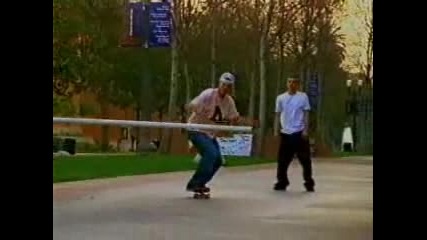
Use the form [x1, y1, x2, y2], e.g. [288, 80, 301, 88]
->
[191, 189, 211, 199]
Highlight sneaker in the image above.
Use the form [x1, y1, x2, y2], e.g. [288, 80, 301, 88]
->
[200, 186, 210, 193]
[186, 185, 210, 193]
[305, 184, 315, 192]
[186, 185, 196, 192]
[273, 182, 288, 191]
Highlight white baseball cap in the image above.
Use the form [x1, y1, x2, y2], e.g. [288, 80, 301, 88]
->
[219, 72, 235, 85]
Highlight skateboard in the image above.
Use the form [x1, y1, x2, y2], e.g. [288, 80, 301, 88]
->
[193, 191, 210, 199]
[192, 189, 211, 199]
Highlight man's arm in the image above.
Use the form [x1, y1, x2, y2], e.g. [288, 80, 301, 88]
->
[274, 95, 282, 136]
[226, 97, 240, 125]
[186, 89, 216, 124]
[303, 111, 309, 135]
[274, 113, 281, 136]
[186, 96, 202, 113]
[186, 89, 211, 114]
[302, 93, 311, 136]
[185, 102, 198, 114]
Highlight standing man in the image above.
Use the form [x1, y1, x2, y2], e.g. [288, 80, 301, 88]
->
[186, 72, 240, 194]
[273, 76, 315, 192]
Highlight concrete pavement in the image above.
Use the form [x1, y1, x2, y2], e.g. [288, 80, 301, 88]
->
[53, 160, 373, 240]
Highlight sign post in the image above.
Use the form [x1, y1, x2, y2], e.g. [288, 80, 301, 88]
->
[121, 1, 172, 153]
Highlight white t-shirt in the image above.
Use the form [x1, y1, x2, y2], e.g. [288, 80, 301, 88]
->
[275, 91, 311, 134]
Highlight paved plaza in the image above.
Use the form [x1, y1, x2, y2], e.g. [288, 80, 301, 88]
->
[53, 159, 373, 240]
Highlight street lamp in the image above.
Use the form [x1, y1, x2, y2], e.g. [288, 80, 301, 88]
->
[345, 79, 373, 153]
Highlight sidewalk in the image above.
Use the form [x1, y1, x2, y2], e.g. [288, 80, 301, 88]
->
[340, 155, 373, 161]
[315, 155, 373, 165]
[53, 160, 373, 240]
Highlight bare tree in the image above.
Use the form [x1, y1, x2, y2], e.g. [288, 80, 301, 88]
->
[179, 0, 203, 102]
[360, 0, 373, 84]
[257, 0, 276, 154]
[205, 0, 228, 87]
[271, 0, 300, 131]
[342, 0, 373, 82]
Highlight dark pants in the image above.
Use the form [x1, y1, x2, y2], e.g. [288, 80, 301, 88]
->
[277, 131, 315, 187]
[186, 131, 223, 189]
[343, 142, 353, 152]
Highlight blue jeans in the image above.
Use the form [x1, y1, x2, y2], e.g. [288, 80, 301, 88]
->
[186, 131, 222, 190]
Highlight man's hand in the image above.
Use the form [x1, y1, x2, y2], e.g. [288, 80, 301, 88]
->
[229, 116, 240, 125]
[302, 111, 309, 139]
[274, 113, 280, 137]
[185, 103, 197, 113]
[196, 114, 215, 125]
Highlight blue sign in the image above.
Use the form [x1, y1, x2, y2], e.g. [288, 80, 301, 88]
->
[129, 2, 147, 39]
[148, 2, 172, 48]
[307, 73, 319, 110]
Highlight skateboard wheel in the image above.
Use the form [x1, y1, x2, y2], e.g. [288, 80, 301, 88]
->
[193, 192, 210, 199]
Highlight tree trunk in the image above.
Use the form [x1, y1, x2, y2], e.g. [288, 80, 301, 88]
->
[257, 32, 267, 155]
[137, 94, 153, 152]
[160, 31, 179, 153]
[317, 69, 326, 144]
[184, 61, 191, 103]
[210, 10, 217, 88]
[256, 0, 275, 156]
[248, 68, 256, 119]
[135, 46, 155, 152]
[365, 22, 373, 84]
[273, 38, 284, 131]
[100, 98, 109, 152]
[183, 61, 191, 135]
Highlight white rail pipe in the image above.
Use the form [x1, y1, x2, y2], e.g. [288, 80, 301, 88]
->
[53, 117, 253, 132]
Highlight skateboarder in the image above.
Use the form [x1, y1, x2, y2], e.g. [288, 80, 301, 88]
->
[185, 72, 240, 196]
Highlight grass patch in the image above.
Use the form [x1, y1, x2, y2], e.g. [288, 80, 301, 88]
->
[53, 154, 274, 183]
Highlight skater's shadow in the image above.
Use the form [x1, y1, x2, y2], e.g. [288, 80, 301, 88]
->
[272, 190, 314, 198]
